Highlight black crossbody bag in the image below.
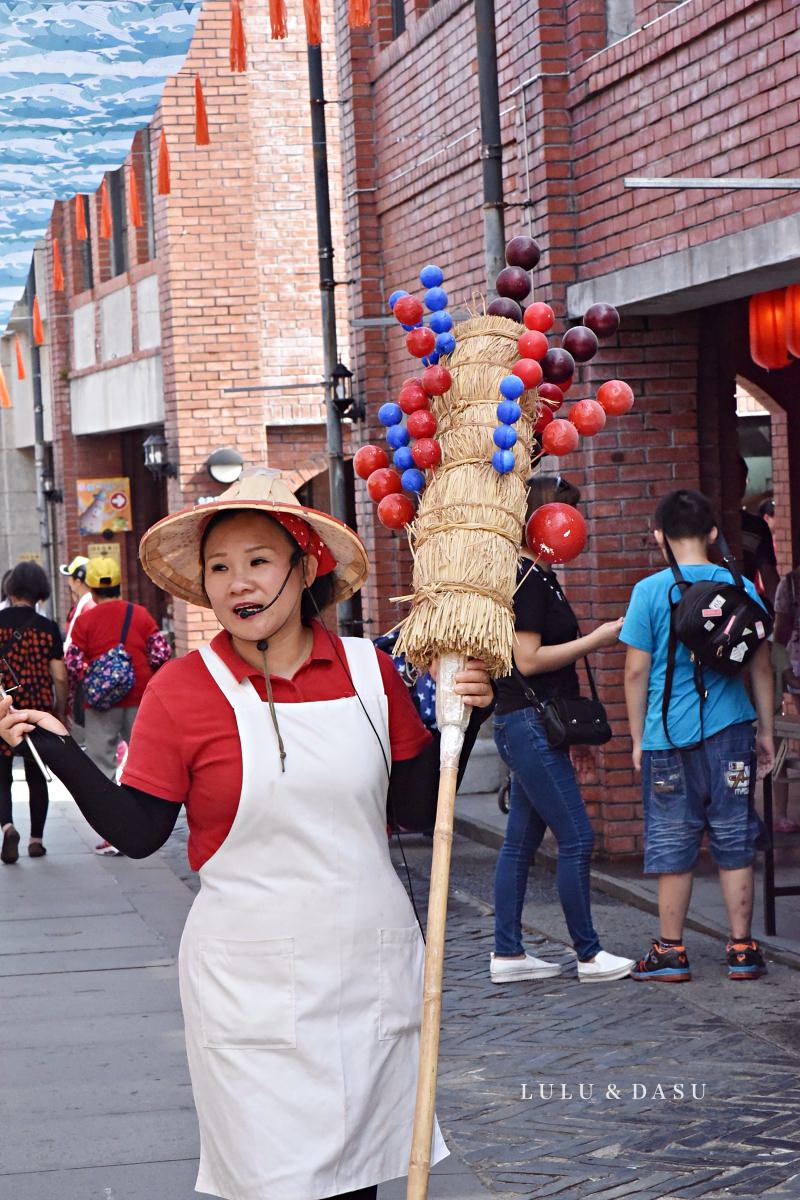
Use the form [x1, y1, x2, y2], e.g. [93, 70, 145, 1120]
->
[510, 564, 612, 749]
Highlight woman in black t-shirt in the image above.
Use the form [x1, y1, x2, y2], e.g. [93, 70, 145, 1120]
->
[0, 563, 67, 863]
[491, 476, 635, 985]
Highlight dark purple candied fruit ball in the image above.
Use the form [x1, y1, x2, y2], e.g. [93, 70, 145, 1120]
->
[487, 297, 523, 321]
[583, 303, 620, 339]
[541, 347, 575, 384]
[505, 236, 541, 271]
[561, 325, 599, 363]
[495, 266, 531, 304]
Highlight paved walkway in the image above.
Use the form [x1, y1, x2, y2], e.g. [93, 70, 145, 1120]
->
[2, 773, 799, 1199]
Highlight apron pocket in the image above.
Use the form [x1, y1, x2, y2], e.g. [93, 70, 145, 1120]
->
[378, 927, 424, 1041]
[199, 937, 296, 1049]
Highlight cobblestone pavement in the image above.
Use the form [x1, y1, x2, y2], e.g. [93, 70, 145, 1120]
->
[160, 820, 800, 1200]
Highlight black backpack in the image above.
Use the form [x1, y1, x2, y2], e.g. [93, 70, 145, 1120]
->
[661, 530, 772, 746]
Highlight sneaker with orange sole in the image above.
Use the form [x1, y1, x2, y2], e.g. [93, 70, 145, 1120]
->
[631, 940, 691, 982]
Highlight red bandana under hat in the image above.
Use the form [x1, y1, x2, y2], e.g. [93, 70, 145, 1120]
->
[269, 512, 336, 576]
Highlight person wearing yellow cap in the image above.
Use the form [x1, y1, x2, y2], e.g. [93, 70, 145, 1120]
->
[0, 468, 494, 1200]
[60, 556, 94, 649]
[64, 555, 172, 854]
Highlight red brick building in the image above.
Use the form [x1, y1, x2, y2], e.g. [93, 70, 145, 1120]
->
[334, 0, 800, 855]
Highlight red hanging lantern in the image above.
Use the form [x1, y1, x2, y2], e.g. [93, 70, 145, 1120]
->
[749, 289, 790, 370]
[784, 284, 800, 358]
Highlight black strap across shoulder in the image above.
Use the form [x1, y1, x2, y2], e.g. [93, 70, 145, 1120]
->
[513, 561, 600, 709]
[0, 608, 38, 663]
[119, 602, 134, 645]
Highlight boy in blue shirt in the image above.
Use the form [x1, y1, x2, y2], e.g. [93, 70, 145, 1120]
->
[621, 490, 774, 982]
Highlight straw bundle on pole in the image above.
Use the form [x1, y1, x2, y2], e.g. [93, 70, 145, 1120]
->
[400, 313, 539, 1200]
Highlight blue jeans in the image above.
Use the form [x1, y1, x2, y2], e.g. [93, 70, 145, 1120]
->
[493, 707, 602, 961]
[641, 721, 765, 874]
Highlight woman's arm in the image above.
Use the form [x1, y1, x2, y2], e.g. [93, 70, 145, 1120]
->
[49, 659, 69, 720]
[514, 621, 623, 676]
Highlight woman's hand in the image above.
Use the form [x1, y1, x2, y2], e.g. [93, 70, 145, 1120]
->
[429, 658, 495, 708]
[0, 695, 68, 747]
[589, 617, 624, 651]
[570, 744, 596, 785]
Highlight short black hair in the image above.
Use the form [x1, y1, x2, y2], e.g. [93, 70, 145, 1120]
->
[6, 561, 51, 604]
[653, 489, 716, 540]
[758, 499, 775, 519]
[93, 584, 121, 599]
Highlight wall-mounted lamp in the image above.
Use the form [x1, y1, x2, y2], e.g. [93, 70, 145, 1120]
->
[41, 473, 63, 504]
[143, 432, 177, 479]
[331, 361, 365, 422]
[206, 446, 244, 485]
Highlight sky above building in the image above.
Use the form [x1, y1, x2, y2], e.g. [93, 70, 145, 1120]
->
[0, 0, 203, 330]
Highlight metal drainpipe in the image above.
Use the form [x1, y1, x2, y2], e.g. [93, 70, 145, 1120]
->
[25, 266, 53, 617]
[475, 0, 506, 295]
[307, 43, 354, 633]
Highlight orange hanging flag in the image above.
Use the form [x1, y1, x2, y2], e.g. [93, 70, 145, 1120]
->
[158, 131, 171, 195]
[303, 0, 321, 44]
[15, 336, 26, 381]
[194, 77, 210, 145]
[230, 0, 246, 71]
[348, 0, 370, 28]
[0, 365, 11, 410]
[53, 237, 65, 291]
[269, 0, 288, 38]
[32, 297, 44, 346]
[75, 194, 87, 240]
[128, 164, 143, 227]
[99, 178, 113, 239]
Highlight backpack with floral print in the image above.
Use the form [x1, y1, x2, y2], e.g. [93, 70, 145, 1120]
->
[84, 604, 135, 711]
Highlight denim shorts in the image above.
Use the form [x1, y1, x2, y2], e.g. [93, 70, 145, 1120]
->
[641, 722, 765, 874]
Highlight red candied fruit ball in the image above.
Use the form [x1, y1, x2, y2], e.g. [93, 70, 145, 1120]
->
[393, 295, 424, 326]
[596, 379, 634, 415]
[541, 348, 575, 384]
[411, 438, 442, 469]
[583, 303, 620, 339]
[534, 405, 554, 435]
[569, 398, 607, 436]
[562, 325, 599, 363]
[367, 467, 402, 503]
[523, 303, 555, 333]
[407, 409, 437, 439]
[495, 266, 531, 304]
[398, 379, 430, 414]
[406, 327, 436, 358]
[537, 382, 564, 411]
[377, 493, 415, 530]
[526, 503, 587, 564]
[518, 329, 548, 360]
[541, 418, 579, 457]
[506, 236, 541, 271]
[421, 365, 452, 396]
[487, 297, 523, 322]
[512, 358, 543, 390]
[353, 444, 389, 480]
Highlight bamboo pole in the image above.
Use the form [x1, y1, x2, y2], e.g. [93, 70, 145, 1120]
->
[407, 654, 469, 1200]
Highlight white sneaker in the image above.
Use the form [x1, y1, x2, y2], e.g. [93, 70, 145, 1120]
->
[490, 952, 562, 983]
[94, 840, 121, 856]
[577, 950, 635, 982]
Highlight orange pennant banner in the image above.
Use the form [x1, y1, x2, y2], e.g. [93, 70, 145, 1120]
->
[269, 0, 288, 38]
[158, 131, 171, 195]
[129, 164, 143, 228]
[230, 0, 247, 71]
[53, 237, 65, 291]
[99, 178, 113, 239]
[194, 77, 210, 145]
[32, 297, 44, 346]
[0, 365, 11, 409]
[303, 0, 321, 44]
[15, 336, 26, 381]
[348, 0, 370, 28]
[75, 194, 87, 240]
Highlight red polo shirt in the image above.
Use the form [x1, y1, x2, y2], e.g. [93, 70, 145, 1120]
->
[122, 621, 432, 870]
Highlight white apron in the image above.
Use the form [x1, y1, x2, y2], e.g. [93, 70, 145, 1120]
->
[179, 638, 447, 1200]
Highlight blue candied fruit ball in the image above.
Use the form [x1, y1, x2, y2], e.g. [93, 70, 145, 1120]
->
[499, 375, 525, 401]
[378, 402, 403, 427]
[388, 289, 408, 310]
[401, 467, 426, 493]
[496, 399, 522, 425]
[386, 424, 410, 449]
[435, 332, 456, 356]
[424, 287, 449, 312]
[429, 311, 453, 335]
[492, 448, 516, 474]
[427, 350, 440, 365]
[493, 425, 518, 450]
[393, 446, 415, 471]
[419, 264, 444, 289]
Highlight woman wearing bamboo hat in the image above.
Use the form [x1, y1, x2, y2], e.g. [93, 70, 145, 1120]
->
[0, 468, 493, 1200]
